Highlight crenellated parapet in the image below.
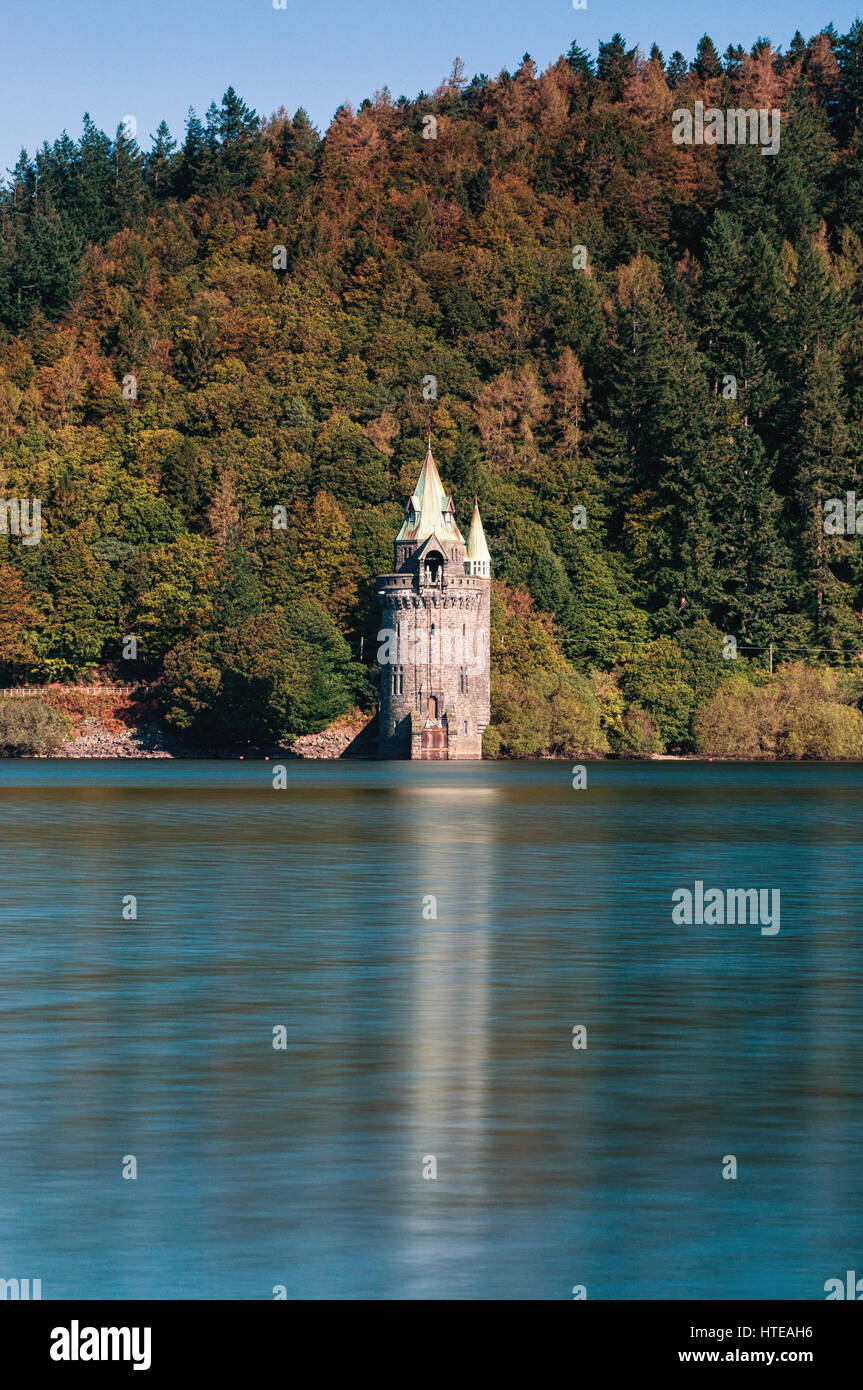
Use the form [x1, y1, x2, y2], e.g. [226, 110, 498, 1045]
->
[378, 581, 483, 614]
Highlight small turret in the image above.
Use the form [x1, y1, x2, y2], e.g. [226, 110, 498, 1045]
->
[465, 499, 491, 577]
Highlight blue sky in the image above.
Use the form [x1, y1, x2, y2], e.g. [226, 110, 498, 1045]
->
[1, 1, 860, 172]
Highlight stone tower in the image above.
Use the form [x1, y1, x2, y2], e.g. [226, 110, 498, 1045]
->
[376, 442, 491, 759]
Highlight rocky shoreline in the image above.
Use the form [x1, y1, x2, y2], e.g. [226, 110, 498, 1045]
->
[52, 711, 380, 760]
[3, 691, 691, 760]
[56, 716, 176, 759]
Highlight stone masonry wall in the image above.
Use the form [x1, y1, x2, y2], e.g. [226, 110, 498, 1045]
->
[378, 570, 489, 759]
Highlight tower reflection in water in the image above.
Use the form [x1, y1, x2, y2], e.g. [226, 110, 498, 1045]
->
[391, 775, 499, 1293]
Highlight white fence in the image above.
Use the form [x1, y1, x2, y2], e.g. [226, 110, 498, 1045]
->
[0, 684, 154, 698]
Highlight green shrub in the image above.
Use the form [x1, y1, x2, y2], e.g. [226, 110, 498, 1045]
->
[0, 698, 71, 755]
[482, 725, 502, 758]
[693, 676, 761, 758]
[780, 701, 863, 759]
[489, 670, 608, 758]
[615, 707, 664, 756]
[694, 663, 863, 760]
[160, 596, 366, 744]
[622, 637, 696, 749]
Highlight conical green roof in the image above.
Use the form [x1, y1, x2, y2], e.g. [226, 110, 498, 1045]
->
[465, 500, 491, 565]
[395, 444, 465, 545]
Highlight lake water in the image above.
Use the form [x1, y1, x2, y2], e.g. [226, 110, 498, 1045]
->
[1, 760, 861, 1300]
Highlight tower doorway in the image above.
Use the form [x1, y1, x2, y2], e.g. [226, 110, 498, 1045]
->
[420, 727, 447, 759]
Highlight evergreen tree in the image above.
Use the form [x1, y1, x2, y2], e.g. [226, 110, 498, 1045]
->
[723, 44, 745, 79]
[289, 108, 320, 158]
[7, 198, 82, 328]
[835, 19, 863, 139]
[694, 35, 723, 81]
[597, 34, 637, 100]
[175, 108, 206, 196]
[216, 88, 262, 191]
[76, 113, 114, 241]
[110, 122, 146, 226]
[709, 425, 797, 644]
[565, 43, 594, 79]
[145, 120, 177, 195]
[792, 343, 857, 643]
[666, 51, 688, 88]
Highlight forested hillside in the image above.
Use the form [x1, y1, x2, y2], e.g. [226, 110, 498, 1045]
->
[4, 27, 863, 755]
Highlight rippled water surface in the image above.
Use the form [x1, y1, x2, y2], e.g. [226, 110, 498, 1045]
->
[1, 760, 861, 1299]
